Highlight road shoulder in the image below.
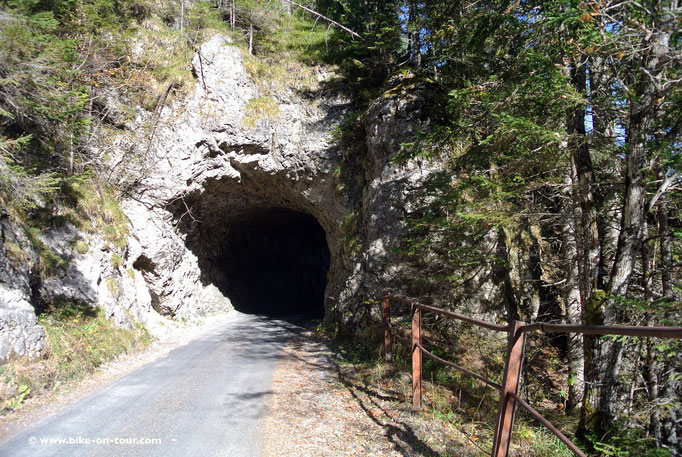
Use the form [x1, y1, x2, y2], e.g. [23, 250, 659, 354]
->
[264, 331, 471, 456]
[0, 312, 237, 444]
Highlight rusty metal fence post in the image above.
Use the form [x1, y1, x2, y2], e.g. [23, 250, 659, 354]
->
[412, 304, 422, 410]
[383, 295, 392, 362]
[383, 291, 682, 457]
[492, 320, 527, 457]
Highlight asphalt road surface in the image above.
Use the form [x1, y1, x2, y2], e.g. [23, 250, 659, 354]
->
[0, 313, 305, 457]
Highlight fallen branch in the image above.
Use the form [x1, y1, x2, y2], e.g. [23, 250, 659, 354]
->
[280, 0, 363, 40]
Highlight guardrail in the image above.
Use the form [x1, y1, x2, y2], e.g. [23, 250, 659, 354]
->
[381, 293, 682, 457]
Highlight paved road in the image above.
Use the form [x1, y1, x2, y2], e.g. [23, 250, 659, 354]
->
[0, 313, 304, 457]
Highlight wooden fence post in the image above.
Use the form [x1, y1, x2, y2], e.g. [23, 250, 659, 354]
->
[383, 294, 392, 362]
[492, 320, 526, 457]
[412, 303, 422, 410]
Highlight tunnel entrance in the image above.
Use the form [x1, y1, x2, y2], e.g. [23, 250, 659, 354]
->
[218, 208, 330, 317]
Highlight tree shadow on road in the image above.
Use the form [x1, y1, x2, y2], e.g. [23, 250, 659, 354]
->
[281, 332, 446, 457]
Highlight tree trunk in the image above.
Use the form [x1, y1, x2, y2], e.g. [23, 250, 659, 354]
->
[496, 227, 521, 322]
[588, 24, 616, 148]
[641, 220, 663, 442]
[588, 49, 618, 290]
[647, 341, 662, 444]
[657, 169, 673, 301]
[408, 0, 421, 71]
[581, 6, 673, 432]
[656, 169, 677, 449]
[661, 358, 680, 450]
[565, 55, 603, 429]
[567, 56, 600, 308]
[561, 174, 585, 410]
[597, 191, 620, 290]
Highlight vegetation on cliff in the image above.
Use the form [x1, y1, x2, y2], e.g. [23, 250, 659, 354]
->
[1, 303, 151, 414]
[1, 0, 680, 454]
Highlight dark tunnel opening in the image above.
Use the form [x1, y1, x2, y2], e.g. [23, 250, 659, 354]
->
[219, 208, 330, 317]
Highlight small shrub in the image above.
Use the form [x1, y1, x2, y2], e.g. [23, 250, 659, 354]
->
[242, 96, 280, 128]
[111, 253, 124, 268]
[72, 239, 90, 254]
[127, 1, 153, 23]
[5, 384, 30, 410]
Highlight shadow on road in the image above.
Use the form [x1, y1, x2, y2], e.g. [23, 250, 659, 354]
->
[273, 329, 441, 457]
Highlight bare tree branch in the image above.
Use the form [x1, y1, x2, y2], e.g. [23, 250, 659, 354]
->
[280, 0, 363, 40]
[648, 172, 681, 213]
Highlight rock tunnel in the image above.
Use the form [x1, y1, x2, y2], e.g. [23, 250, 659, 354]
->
[217, 208, 330, 316]
[173, 173, 334, 318]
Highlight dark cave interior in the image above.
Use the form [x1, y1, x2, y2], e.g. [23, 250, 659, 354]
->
[217, 208, 330, 317]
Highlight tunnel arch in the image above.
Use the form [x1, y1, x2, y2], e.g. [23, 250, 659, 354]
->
[169, 168, 337, 319]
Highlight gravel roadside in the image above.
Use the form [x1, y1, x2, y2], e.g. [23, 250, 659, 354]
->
[264, 330, 476, 457]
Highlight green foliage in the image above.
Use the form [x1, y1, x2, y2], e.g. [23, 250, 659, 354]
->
[110, 253, 124, 268]
[326, 1, 403, 102]
[330, 109, 367, 200]
[527, 428, 575, 457]
[41, 298, 97, 321]
[3, 240, 26, 264]
[0, 4, 90, 146]
[238, 5, 342, 97]
[25, 226, 69, 278]
[71, 238, 90, 254]
[382, 3, 589, 296]
[5, 384, 31, 411]
[237, 0, 404, 103]
[585, 428, 671, 457]
[0, 0, 236, 242]
[255, 8, 334, 65]
[60, 176, 130, 248]
[338, 210, 362, 255]
[0, 133, 61, 220]
[146, 0, 232, 89]
[38, 305, 152, 380]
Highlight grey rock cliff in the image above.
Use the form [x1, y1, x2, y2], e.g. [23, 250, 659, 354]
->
[0, 216, 44, 361]
[0, 34, 466, 360]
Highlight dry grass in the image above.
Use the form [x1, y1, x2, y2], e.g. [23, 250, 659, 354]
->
[242, 96, 281, 129]
[59, 177, 130, 249]
[0, 306, 152, 415]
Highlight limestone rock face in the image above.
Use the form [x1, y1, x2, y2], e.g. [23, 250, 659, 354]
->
[0, 216, 157, 361]
[0, 290, 44, 362]
[0, 216, 44, 361]
[116, 34, 352, 321]
[0, 35, 471, 361]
